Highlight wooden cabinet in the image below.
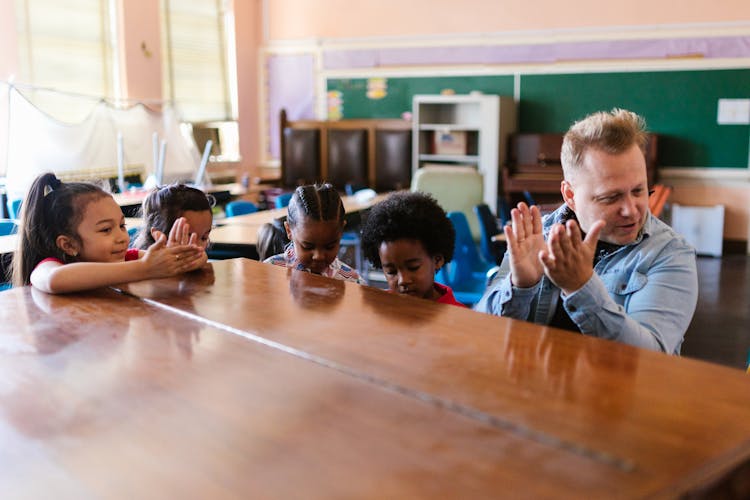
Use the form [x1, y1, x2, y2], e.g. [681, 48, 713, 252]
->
[412, 95, 516, 215]
[279, 110, 412, 192]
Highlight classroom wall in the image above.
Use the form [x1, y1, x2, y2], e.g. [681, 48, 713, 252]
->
[117, 0, 161, 103]
[262, 1, 750, 246]
[267, 0, 748, 39]
[233, 0, 263, 177]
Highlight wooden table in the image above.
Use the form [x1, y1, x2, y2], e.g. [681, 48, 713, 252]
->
[2, 259, 749, 498]
[0, 233, 16, 254]
[113, 183, 244, 216]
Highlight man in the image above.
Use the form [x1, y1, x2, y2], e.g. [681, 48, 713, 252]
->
[475, 109, 697, 354]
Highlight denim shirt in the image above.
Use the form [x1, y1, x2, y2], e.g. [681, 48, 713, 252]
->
[474, 206, 698, 354]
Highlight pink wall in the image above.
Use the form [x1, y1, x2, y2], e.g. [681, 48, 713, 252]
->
[268, 0, 749, 39]
[117, 0, 162, 103]
[233, 0, 263, 173]
[0, 0, 19, 79]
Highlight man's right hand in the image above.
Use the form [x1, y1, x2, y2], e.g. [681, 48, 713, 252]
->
[505, 202, 545, 288]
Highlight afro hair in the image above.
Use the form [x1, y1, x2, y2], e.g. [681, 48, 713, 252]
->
[361, 191, 455, 268]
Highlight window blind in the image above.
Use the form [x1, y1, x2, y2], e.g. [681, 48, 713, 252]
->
[161, 0, 231, 122]
[14, 0, 113, 122]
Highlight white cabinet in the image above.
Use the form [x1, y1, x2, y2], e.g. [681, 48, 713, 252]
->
[412, 94, 516, 215]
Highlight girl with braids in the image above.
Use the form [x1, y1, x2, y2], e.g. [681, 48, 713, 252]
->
[135, 184, 214, 252]
[264, 183, 364, 283]
[361, 191, 465, 307]
[12, 173, 205, 294]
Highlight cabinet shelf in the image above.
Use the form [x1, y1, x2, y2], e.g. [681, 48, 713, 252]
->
[412, 94, 517, 217]
[418, 124, 481, 132]
[419, 154, 480, 163]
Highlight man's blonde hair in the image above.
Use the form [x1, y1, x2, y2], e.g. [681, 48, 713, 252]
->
[561, 109, 648, 179]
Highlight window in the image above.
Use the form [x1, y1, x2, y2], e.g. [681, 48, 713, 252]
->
[161, 0, 232, 122]
[14, 0, 114, 122]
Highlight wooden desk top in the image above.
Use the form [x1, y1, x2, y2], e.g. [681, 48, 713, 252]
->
[3, 260, 750, 497]
[116, 259, 750, 497]
[112, 183, 243, 208]
[0, 233, 16, 254]
[2, 286, 567, 497]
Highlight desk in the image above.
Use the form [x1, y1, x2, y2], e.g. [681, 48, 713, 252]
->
[0, 234, 16, 254]
[113, 183, 245, 216]
[2, 261, 750, 496]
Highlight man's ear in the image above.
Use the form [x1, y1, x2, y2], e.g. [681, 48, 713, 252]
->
[433, 254, 445, 272]
[55, 235, 80, 257]
[561, 180, 576, 212]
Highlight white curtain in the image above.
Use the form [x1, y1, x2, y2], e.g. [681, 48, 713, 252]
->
[3, 84, 200, 200]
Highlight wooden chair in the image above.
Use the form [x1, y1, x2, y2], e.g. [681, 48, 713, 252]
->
[649, 184, 672, 218]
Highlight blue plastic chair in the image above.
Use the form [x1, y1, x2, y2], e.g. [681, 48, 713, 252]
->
[6, 199, 21, 220]
[127, 226, 140, 246]
[274, 192, 293, 209]
[0, 219, 18, 236]
[436, 211, 495, 307]
[0, 219, 17, 291]
[225, 200, 258, 217]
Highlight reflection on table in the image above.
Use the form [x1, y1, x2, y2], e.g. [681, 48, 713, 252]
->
[2, 259, 750, 497]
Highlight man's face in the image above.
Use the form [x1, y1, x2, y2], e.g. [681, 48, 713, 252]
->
[562, 143, 649, 245]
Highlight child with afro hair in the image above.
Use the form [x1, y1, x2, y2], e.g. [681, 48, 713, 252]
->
[361, 191, 464, 307]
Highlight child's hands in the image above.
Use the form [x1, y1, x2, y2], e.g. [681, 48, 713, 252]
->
[141, 234, 205, 278]
[167, 217, 192, 246]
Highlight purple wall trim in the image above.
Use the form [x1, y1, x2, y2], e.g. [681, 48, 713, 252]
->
[322, 36, 750, 69]
[267, 53, 316, 158]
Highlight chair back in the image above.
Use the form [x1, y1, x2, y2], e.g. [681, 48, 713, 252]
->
[445, 211, 493, 286]
[474, 203, 507, 266]
[225, 200, 258, 217]
[0, 219, 18, 236]
[275, 192, 293, 209]
[649, 184, 672, 218]
[6, 199, 21, 220]
[433, 211, 493, 306]
[411, 166, 483, 240]
[473, 204, 502, 264]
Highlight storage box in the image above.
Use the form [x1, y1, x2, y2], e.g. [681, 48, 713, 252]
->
[670, 204, 724, 257]
[433, 130, 467, 155]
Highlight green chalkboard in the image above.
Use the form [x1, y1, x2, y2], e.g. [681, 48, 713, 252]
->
[328, 69, 750, 168]
[327, 75, 514, 119]
[520, 69, 750, 168]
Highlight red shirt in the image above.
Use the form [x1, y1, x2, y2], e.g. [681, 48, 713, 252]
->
[434, 282, 467, 308]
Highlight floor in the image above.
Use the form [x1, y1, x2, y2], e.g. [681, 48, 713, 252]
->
[682, 255, 750, 370]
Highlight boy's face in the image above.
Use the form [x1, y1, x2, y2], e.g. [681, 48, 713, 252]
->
[378, 238, 444, 301]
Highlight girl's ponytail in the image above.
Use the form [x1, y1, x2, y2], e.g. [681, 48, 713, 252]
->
[11, 173, 108, 286]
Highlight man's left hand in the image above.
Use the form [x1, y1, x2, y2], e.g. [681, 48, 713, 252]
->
[539, 219, 605, 295]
